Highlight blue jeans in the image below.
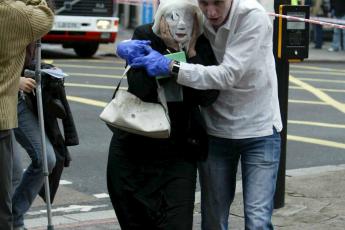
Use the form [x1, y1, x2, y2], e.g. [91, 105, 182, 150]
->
[198, 129, 281, 230]
[331, 15, 345, 50]
[12, 95, 56, 227]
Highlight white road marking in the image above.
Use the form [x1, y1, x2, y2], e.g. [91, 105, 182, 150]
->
[288, 134, 345, 149]
[64, 83, 117, 90]
[66, 96, 107, 107]
[59, 180, 73, 185]
[27, 204, 108, 216]
[290, 75, 345, 114]
[288, 99, 327, 105]
[58, 64, 123, 70]
[288, 120, 345, 129]
[291, 64, 345, 73]
[298, 77, 345, 84]
[93, 193, 110, 199]
[290, 86, 345, 93]
[68, 72, 123, 79]
[290, 70, 345, 77]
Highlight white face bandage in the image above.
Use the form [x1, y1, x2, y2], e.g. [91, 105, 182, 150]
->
[164, 7, 194, 50]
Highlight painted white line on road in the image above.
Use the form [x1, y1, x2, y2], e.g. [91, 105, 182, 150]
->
[288, 120, 345, 129]
[54, 59, 125, 64]
[65, 83, 121, 90]
[66, 96, 107, 107]
[289, 75, 345, 114]
[27, 204, 109, 216]
[68, 72, 123, 79]
[291, 65, 345, 73]
[42, 59, 54, 64]
[288, 99, 327, 105]
[65, 83, 128, 90]
[288, 134, 345, 149]
[314, 88, 345, 93]
[59, 180, 72, 185]
[27, 210, 116, 229]
[290, 86, 345, 93]
[290, 70, 345, 77]
[58, 64, 123, 70]
[298, 78, 345, 84]
[93, 193, 110, 199]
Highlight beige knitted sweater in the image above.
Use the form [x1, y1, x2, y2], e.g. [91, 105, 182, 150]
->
[0, 0, 53, 130]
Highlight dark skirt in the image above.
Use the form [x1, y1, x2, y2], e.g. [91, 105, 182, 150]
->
[107, 134, 197, 230]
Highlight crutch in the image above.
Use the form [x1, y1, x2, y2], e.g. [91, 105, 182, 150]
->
[34, 39, 54, 230]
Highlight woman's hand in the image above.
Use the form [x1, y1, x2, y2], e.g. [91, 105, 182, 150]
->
[187, 13, 200, 58]
[159, 17, 179, 51]
[19, 77, 36, 93]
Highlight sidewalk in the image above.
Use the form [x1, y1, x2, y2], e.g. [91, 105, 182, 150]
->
[27, 164, 345, 229]
[307, 42, 345, 62]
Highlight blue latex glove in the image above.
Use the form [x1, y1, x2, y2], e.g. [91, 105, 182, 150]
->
[116, 40, 151, 64]
[131, 47, 172, 77]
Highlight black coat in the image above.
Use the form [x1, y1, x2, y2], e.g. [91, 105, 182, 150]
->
[25, 64, 79, 202]
[112, 23, 218, 160]
[107, 24, 219, 219]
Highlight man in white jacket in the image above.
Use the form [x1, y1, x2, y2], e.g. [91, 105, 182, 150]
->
[117, 0, 282, 229]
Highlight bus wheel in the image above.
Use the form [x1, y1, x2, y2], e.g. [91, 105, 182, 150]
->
[73, 43, 99, 58]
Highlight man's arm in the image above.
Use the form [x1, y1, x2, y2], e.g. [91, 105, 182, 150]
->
[177, 10, 272, 90]
[11, 0, 54, 43]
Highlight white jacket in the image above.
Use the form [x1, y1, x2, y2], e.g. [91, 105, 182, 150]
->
[177, 0, 282, 139]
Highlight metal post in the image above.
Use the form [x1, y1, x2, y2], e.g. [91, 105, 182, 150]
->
[35, 39, 54, 229]
[273, 0, 290, 209]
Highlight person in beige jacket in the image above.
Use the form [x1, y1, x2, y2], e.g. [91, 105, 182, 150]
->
[0, 0, 53, 229]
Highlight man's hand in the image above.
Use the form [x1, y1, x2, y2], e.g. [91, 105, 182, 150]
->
[19, 77, 36, 93]
[159, 17, 179, 51]
[131, 47, 172, 77]
[116, 40, 151, 65]
[187, 13, 200, 58]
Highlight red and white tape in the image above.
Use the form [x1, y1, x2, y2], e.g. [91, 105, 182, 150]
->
[268, 13, 345, 30]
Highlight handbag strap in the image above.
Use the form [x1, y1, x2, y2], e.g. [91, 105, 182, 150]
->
[112, 65, 131, 99]
[155, 79, 169, 117]
[113, 66, 169, 116]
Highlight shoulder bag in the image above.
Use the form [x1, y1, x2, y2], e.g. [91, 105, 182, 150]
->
[99, 66, 171, 139]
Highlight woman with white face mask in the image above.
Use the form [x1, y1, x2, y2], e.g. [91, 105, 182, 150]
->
[107, 0, 218, 229]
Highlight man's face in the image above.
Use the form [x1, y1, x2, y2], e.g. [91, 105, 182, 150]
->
[164, 7, 194, 44]
[198, 0, 232, 29]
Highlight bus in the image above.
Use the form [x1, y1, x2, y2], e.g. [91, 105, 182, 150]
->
[43, 0, 119, 57]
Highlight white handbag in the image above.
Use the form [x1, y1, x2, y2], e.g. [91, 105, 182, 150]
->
[99, 66, 171, 139]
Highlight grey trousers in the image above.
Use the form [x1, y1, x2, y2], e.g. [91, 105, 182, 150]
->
[0, 129, 13, 230]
